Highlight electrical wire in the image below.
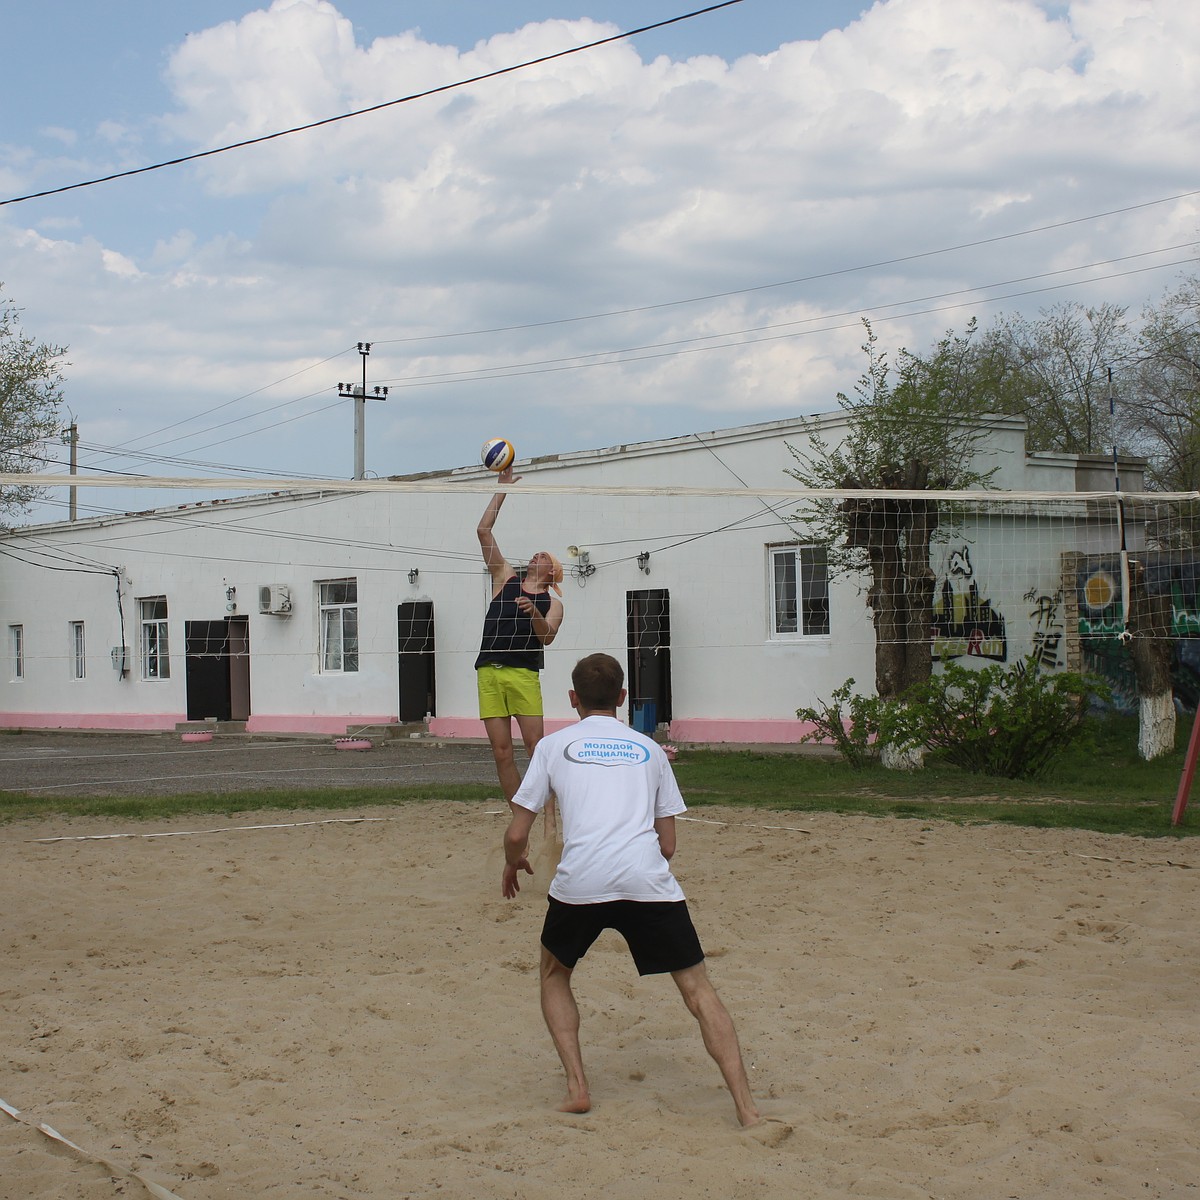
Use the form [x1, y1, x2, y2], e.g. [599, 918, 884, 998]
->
[48, 237, 1196, 481]
[368, 245, 1198, 389]
[371, 190, 1200, 346]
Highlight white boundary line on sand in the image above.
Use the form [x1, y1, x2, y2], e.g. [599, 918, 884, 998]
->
[0, 1096, 184, 1199]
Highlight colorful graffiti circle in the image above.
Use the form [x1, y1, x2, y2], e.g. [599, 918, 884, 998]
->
[1083, 570, 1116, 611]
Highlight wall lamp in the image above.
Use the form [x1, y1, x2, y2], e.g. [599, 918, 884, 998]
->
[637, 551, 651, 575]
[408, 568, 419, 585]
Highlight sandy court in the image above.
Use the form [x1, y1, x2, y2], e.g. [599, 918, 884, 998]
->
[1, 801, 1197, 1200]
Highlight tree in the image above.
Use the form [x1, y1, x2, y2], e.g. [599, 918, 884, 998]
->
[1125, 558, 1176, 761]
[786, 320, 999, 767]
[0, 285, 68, 525]
[979, 301, 1131, 455]
[1123, 275, 1200, 493]
[977, 297, 1185, 758]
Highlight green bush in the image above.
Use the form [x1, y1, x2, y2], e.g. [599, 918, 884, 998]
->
[879, 656, 1109, 779]
[796, 678, 883, 769]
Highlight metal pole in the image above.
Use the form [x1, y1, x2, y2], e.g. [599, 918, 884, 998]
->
[1108, 367, 1130, 639]
[355, 343, 368, 481]
[337, 344, 385, 481]
[62, 421, 78, 521]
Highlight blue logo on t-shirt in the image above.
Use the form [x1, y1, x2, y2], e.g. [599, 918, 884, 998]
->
[564, 737, 651, 766]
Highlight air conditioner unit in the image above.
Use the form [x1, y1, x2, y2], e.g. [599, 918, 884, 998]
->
[258, 584, 292, 615]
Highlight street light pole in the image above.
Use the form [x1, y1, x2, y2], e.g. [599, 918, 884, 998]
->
[61, 421, 78, 521]
[337, 342, 388, 480]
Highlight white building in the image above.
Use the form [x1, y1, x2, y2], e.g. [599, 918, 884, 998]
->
[0, 414, 1141, 741]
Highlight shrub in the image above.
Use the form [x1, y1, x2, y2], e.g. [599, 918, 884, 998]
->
[879, 656, 1109, 780]
[796, 678, 883, 769]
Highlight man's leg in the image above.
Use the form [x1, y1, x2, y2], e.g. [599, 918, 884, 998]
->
[514, 713, 556, 837]
[483, 715, 521, 803]
[539, 946, 591, 1113]
[671, 962, 760, 1127]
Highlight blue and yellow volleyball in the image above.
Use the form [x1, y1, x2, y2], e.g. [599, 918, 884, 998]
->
[481, 437, 515, 472]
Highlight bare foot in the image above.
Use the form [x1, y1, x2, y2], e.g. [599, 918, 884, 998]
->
[557, 1091, 591, 1114]
[738, 1106, 762, 1128]
[740, 1117, 794, 1147]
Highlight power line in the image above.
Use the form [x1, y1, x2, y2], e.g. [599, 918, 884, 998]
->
[371, 190, 1200, 345]
[69, 235, 1199, 474]
[369, 244, 1197, 389]
[0, 2, 744, 207]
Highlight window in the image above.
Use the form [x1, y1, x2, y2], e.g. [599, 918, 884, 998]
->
[319, 579, 358, 672]
[9, 624, 23, 680]
[769, 545, 830, 637]
[140, 597, 170, 680]
[70, 621, 86, 680]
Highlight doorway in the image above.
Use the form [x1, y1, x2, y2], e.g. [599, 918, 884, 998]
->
[626, 589, 671, 734]
[184, 617, 250, 722]
[398, 601, 436, 722]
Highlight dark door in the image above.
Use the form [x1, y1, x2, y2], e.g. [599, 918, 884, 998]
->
[227, 617, 251, 721]
[398, 601, 436, 722]
[185, 620, 232, 721]
[626, 589, 671, 733]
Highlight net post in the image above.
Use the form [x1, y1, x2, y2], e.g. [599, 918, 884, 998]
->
[1171, 708, 1200, 827]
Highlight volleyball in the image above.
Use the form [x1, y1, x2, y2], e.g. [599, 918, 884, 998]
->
[481, 437, 515, 472]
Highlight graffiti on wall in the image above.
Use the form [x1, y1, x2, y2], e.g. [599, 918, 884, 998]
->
[923, 546, 1200, 707]
[932, 545, 1008, 662]
[1076, 552, 1200, 711]
[1024, 586, 1065, 670]
[1076, 553, 1200, 638]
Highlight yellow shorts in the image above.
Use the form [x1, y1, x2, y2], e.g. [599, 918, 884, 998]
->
[477, 664, 544, 719]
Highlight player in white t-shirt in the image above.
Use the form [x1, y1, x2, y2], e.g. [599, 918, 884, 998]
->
[502, 652, 761, 1128]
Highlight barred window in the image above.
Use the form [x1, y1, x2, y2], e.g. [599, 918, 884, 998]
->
[140, 598, 170, 680]
[10, 624, 24, 680]
[319, 579, 359, 673]
[769, 545, 830, 638]
[70, 620, 86, 679]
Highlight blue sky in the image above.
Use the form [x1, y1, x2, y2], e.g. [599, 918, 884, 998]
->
[1, 0, 1198, 522]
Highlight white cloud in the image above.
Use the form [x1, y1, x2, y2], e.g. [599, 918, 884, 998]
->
[40, 126, 78, 147]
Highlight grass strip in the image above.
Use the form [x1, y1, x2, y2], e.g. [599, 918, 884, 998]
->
[0, 717, 1195, 839]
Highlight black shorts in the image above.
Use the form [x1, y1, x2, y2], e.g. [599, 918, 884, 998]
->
[541, 896, 705, 976]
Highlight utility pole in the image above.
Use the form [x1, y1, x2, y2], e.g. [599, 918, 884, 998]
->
[61, 421, 78, 521]
[337, 342, 388, 480]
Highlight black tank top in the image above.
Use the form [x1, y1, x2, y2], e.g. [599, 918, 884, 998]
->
[474, 575, 551, 671]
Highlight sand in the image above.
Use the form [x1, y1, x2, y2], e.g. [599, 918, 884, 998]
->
[2, 802, 1197, 1200]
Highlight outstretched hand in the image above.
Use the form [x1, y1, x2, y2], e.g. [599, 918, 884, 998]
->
[497, 465, 522, 486]
[501, 857, 534, 899]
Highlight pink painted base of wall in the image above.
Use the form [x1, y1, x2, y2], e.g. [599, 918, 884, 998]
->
[428, 717, 818, 744]
[0, 712, 186, 731]
[669, 718, 817, 745]
[427, 717, 574, 740]
[0, 713, 820, 745]
[0, 713, 395, 736]
[245, 714, 396, 735]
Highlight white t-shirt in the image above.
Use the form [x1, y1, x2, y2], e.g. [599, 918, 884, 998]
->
[513, 714, 687, 904]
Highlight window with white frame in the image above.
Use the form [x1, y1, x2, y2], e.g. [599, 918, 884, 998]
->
[319, 579, 358, 673]
[70, 620, 86, 679]
[769, 545, 830, 637]
[139, 597, 170, 680]
[9, 624, 24, 680]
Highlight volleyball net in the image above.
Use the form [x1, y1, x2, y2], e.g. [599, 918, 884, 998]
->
[3, 477, 1200, 702]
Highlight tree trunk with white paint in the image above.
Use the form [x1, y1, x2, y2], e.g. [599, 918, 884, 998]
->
[1137, 691, 1175, 761]
[880, 740, 924, 771]
[1127, 559, 1176, 762]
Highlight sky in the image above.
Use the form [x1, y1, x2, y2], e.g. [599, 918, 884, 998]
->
[2, 0, 1198, 524]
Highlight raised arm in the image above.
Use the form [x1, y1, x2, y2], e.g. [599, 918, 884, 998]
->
[477, 465, 518, 586]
